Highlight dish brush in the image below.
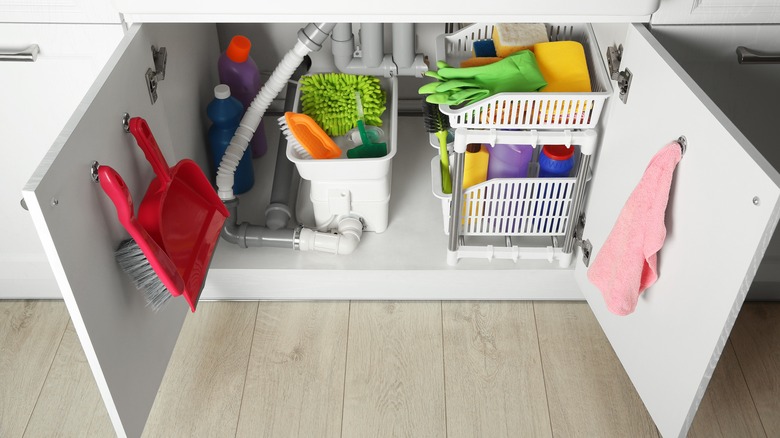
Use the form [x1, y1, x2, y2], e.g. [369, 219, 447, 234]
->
[347, 90, 387, 159]
[422, 101, 452, 194]
[279, 112, 342, 159]
[298, 73, 386, 136]
[98, 165, 185, 310]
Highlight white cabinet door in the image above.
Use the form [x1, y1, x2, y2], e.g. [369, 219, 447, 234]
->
[0, 0, 121, 23]
[22, 23, 219, 438]
[576, 24, 780, 438]
[0, 23, 123, 298]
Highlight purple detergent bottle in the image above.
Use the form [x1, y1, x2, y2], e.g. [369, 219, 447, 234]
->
[218, 35, 268, 158]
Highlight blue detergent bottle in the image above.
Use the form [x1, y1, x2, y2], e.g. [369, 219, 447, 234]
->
[207, 84, 254, 194]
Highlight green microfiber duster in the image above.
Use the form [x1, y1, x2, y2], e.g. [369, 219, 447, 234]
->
[299, 73, 386, 137]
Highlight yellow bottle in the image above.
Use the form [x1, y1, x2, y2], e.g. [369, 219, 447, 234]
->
[463, 144, 489, 189]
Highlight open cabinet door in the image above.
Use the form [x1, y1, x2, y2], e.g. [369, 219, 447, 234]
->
[22, 24, 219, 438]
[575, 24, 780, 437]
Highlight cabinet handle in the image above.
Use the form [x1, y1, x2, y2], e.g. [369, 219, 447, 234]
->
[736, 46, 780, 64]
[0, 44, 39, 62]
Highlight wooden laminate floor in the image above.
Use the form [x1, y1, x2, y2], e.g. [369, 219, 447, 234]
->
[1, 300, 778, 438]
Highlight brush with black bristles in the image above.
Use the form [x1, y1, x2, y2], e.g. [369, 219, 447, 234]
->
[98, 165, 184, 310]
[422, 100, 452, 194]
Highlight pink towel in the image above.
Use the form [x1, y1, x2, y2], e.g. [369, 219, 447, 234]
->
[587, 142, 682, 316]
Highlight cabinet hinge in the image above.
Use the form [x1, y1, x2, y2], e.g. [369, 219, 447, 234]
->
[145, 46, 167, 105]
[606, 44, 632, 104]
[573, 213, 592, 267]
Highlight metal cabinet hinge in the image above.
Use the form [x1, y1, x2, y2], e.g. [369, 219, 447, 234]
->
[145, 45, 167, 104]
[573, 213, 592, 267]
[607, 44, 632, 104]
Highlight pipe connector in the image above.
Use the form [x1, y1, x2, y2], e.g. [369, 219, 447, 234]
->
[298, 23, 337, 51]
[298, 215, 364, 255]
[265, 203, 292, 231]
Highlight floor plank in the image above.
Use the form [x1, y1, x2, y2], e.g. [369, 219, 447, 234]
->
[341, 301, 446, 438]
[534, 302, 659, 438]
[0, 301, 69, 438]
[442, 302, 552, 438]
[688, 339, 766, 438]
[730, 302, 780, 437]
[23, 321, 114, 437]
[235, 301, 350, 438]
[141, 302, 258, 438]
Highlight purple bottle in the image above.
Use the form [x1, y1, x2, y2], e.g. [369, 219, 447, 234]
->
[487, 144, 534, 179]
[218, 35, 268, 158]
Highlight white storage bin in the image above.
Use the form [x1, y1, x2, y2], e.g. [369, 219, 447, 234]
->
[431, 157, 577, 236]
[434, 23, 612, 130]
[286, 75, 398, 232]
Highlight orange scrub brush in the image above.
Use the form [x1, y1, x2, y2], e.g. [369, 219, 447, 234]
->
[278, 112, 342, 159]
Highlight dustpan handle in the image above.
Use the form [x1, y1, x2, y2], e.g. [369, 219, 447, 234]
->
[129, 117, 173, 184]
[98, 165, 185, 295]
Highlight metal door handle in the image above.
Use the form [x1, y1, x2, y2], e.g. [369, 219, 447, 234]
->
[737, 46, 780, 64]
[0, 44, 39, 62]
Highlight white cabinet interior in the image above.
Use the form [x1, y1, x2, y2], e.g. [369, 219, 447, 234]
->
[21, 20, 780, 438]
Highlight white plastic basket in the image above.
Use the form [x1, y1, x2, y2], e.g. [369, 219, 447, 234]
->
[431, 157, 577, 236]
[286, 75, 398, 232]
[433, 23, 612, 130]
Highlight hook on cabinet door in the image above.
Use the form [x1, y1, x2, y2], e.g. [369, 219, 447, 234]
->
[677, 136, 687, 157]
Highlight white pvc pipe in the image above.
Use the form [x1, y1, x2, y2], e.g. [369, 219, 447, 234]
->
[392, 23, 415, 69]
[216, 41, 311, 200]
[298, 216, 363, 255]
[360, 23, 384, 68]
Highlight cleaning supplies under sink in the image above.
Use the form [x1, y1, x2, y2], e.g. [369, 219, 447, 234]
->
[418, 52, 547, 106]
[347, 90, 387, 159]
[218, 35, 269, 158]
[207, 84, 254, 194]
[298, 73, 386, 137]
[534, 41, 592, 92]
[279, 112, 342, 159]
[492, 23, 549, 58]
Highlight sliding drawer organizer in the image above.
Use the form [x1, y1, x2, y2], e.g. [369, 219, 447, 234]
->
[432, 23, 611, 266]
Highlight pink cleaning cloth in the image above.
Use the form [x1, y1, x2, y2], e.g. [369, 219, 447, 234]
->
[587, 142, 683, 316]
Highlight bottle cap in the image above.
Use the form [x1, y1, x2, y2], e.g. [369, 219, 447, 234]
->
[214, 84, 231, 99]
[542, 144, 575, 161]
[226, 35, 251, 63]
[466, 143, 481, 153]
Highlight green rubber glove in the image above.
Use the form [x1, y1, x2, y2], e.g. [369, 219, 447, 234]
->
[418, 51, 547, 106]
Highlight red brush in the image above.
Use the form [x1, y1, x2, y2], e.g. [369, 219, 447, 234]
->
[99, 118, 228, 311]
[99, 166, 185, 309]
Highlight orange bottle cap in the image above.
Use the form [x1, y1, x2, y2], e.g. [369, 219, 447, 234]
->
[226, 35, 251, 63]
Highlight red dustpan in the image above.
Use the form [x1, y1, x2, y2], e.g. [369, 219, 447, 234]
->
[128, 117, 228, 311]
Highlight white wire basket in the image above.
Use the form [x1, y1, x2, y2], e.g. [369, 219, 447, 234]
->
[433, 23, 612, 130]
[431, 157, 577, 236]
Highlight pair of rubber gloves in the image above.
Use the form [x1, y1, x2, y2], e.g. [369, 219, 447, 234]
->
[419, 50, 547, 106]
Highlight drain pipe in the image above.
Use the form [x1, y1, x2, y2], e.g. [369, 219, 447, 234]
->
[265, 56, 312, 230]
[222, 199, 363, 254]
[218, 22, 364, 255]
[331, 23, 395, 76]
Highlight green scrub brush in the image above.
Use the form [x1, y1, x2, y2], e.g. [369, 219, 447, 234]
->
[422, 101, 452, 194]
[299, 73, 386, 137]
[347, 90, 387, 159]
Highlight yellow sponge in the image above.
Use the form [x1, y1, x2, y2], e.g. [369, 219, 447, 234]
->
[534, 41, 591, 92]
[492, 23, 549, 58]
[460, 57, 502, 68]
